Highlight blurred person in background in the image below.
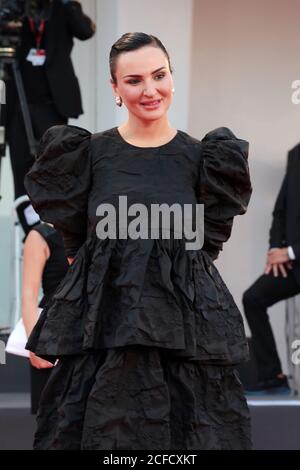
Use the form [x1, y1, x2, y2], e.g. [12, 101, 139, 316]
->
[1, 0, 95, 233]
[243, 145, 300, 395]
[22, 222, 68, 413]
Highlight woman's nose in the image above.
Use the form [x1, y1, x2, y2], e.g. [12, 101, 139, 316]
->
[142, 83, 156, 96]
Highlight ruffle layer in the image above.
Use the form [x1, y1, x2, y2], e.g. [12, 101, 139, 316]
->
[27, 234, 249, 365]
[34, 347, 251, 450]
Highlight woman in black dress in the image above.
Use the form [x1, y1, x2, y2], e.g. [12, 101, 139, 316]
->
[22, 223, 68, 413]
[25, 32, 252, 450]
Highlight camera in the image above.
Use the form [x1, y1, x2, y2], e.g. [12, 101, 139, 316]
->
[0, 0, 52, 22]
[0, 1, 26, 51]
[0, 0, 52, 55]
[0, 0, 26, 22]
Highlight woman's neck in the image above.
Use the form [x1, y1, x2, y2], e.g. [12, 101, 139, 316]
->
[118, 116, 176, 146]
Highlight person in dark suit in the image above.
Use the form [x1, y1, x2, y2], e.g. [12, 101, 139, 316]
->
[4, 0, 95, 233]
[243, 144, 300, 394]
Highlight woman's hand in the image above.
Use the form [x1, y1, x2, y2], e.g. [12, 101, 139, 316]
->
[29, 351, 54, 369]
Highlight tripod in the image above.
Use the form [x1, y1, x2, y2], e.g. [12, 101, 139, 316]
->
[0, 42, 39, 231]
[0, 45, 38, 333]
[0, 45, 37, 159]
[0, 77, 5, 194]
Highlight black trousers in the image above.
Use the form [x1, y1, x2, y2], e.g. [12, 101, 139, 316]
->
[243, 269, 300, 382]
[6, 101, 67, 233]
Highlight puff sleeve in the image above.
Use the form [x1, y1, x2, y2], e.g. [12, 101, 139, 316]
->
[197, 127, 252, 260]
[24, 125, 92, 257]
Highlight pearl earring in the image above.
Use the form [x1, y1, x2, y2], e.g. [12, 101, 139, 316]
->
[172, 88, 175, 93]
[115, 96, 123, 107]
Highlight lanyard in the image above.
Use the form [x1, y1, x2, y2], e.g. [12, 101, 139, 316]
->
[28, 17, 46, 51]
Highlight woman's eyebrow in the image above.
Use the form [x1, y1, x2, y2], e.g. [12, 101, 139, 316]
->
[122, 67, 166, 78]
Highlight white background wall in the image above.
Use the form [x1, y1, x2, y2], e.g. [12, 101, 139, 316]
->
[189, 0, 300, 372]
[1, 0, 299, 374]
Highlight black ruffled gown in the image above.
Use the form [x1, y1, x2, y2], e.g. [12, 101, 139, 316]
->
[24, 125, 252, 450]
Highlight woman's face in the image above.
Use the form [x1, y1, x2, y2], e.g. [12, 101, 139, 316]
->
[111, 46, 174, 122]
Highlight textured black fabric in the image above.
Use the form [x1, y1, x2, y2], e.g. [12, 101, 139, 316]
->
[34, 349, 251, 450]
[25, 125, 252, 450]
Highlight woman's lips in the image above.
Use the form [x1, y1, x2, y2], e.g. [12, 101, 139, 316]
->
[140, 99, 162, 109]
